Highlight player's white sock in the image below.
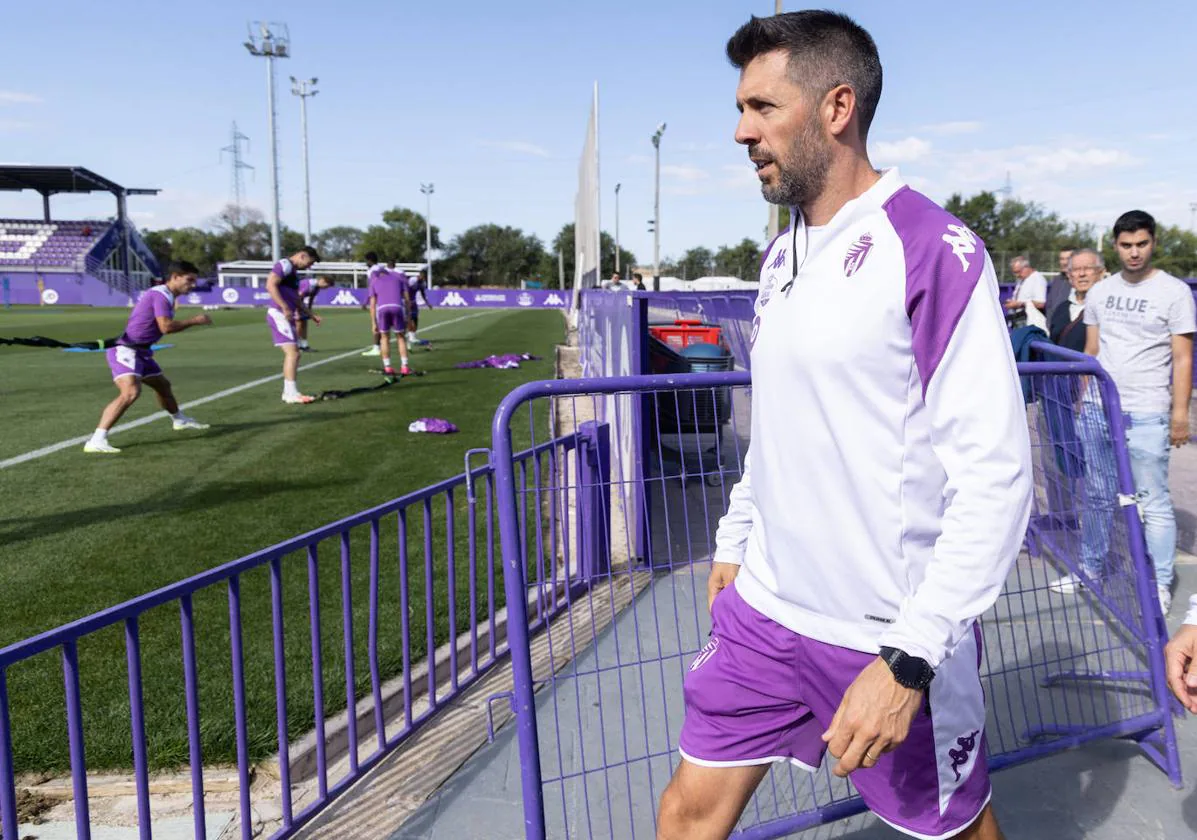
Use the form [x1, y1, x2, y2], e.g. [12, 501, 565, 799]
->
[90, 428, 109, 445]
[406, 331, 416, 343]
[400, 356, 409, 368]
[283, 379, 299, 398]
[298, 339, 309, 349]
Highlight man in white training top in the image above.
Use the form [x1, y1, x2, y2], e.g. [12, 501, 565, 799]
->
[656, 12, 1032, 840]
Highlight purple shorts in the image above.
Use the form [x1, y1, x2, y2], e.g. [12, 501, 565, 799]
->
[107, 345, 163, 380]
[266, 308, 296, 346]
[376, 306, 407, 334]
[680, 582, 990, 839]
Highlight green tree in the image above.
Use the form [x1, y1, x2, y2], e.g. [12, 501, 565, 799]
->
[140, 227, 224, 275]
[442, 224, 546, 287]
[549, 223, 636, 283]
[313, 226, 365, 260]
[713, 238, 762, 281]
[944, 192, 1094, 280]
[357, 207, 442, 263]
[676, 246, 715, 281]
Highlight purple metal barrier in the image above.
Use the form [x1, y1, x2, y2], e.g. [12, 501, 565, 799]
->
[0, 429, 599, 840]
[490, 360, 1180, 839]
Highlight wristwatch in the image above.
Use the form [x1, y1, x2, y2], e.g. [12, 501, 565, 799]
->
[878, 646, 935, 691]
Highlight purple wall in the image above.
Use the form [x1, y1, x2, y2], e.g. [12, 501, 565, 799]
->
[0, 272, 130, 306]
[175, 286, 571, 309]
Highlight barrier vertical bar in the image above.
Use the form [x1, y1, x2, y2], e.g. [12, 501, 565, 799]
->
[179, 596, 206, 840]
[0, 669, 19, 840]
[306, 546, 328, 799]
[340, 532, 358, 775]
[446, 489, 458, 692]
[269, 557, 293, 827]
[492, 395, 547, 840]
[577, 420, 612, 580]
[124, 617, 152, 840]
[398, 510, 413, 729]
[369, 519, 386, 750]
[228, 576, 252, 840]
[62, 640, 91, 840]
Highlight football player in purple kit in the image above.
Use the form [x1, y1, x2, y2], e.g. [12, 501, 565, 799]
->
[360, 253, 388, 357]
[368, 260, 413, 378]
[296, 275, 334, 351]
[84, 261, 212, 454]
[655, 13, 1030, 840]
[264, 245, 320, 403]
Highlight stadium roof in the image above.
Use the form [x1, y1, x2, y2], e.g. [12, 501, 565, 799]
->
[0, 165, 159, 197]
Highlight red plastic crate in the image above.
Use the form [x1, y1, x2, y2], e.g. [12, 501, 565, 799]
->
[649, 319, 723, 350]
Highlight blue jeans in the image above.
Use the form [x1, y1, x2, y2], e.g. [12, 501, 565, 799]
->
[1078, 405, 1176, 588]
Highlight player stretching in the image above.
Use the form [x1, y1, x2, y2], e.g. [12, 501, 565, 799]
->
[360, 252, 387, 356]
[265, 245, 321, 403]
[84, 261, 212, 454]
[368, 262, 413, 378]
[296, 275, 334, 351]
[406, 269, 434, 347]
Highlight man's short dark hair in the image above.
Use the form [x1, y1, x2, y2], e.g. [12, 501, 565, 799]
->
[1112, 210, 1156, 240]
[726, 11, 882, 141]
[299, 245, 321, 262]
[633, 272, 643, 282]
[364, 251, 379, 263]
[166, 260, 199, 278]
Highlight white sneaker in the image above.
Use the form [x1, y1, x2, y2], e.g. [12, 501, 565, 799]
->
[1048, 573, 1086, 595]
[83, 440, 121, 454]
[282, 393, 316, 404]
[361, 346, 381, 357]
[1158, 586, 1172, 615]
[172, 416, 210, 431]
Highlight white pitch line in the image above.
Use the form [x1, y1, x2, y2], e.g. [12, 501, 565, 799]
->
[0, 309, 495, 469]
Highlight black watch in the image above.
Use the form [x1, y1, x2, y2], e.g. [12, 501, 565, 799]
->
[879, 646, 935, 691]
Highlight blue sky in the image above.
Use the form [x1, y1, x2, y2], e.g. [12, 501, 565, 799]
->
[2, 0, 1195, 266]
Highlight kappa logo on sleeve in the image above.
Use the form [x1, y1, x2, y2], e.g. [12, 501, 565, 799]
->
[942, 224, 978, 271]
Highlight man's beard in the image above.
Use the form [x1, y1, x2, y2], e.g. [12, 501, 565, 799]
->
[760, 112, 831, 208]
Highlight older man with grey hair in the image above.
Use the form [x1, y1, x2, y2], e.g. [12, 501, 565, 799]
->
[1004, 256, 1048, 331]
[1048, 248, 1104, 352]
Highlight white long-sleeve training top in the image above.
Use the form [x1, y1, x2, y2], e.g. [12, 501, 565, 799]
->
[716, 169, 1033, 668]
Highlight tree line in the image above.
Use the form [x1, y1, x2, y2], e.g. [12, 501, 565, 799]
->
[142, 191, 1197, 286]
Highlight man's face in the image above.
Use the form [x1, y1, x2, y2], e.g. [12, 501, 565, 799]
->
[735, 50, 832, 208]
[294, 253, 315, 270]
[1058, 250, 1073, 272]
[1115, 229, 1154, 273]
[1068, 255, 1101, 294]
[168, 273, 198, 295]
[1010, 262, 1029, 279]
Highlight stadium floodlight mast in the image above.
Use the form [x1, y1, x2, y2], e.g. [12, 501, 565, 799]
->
[614, 183, 621, 277]
[420, 183, 435, 287]
[651, 123, 666, 291]
[290, 76, 318, 244]
[244, 21, 290, 262]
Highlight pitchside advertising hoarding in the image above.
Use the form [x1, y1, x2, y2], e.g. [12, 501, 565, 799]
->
[178, 286, 570, 309]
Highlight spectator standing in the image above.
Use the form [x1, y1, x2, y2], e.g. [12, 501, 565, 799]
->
[1048, 249, 1102, 352]
[1049, 210, 1195, 614]
[1004, 256, 1048, 331]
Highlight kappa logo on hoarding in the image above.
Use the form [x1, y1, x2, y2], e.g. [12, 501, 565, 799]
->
[221, 288, 240, 304]
[330, 289, 360, 306]
[517, 292, 533, 307]
[544, 293, 565, 306]
[442, 291, 469, 307]
[41, 288, 60, 305]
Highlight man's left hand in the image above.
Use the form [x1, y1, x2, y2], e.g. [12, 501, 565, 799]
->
[1171, 411, 1190, 448]
[822, 657, 924, 777]
[312, 314, 322, 326]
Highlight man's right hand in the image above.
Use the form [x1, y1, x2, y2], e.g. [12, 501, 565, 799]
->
[707, 562, 740, 613]
[193, 314, 213, 327]
[1165, 624, 1197, 713]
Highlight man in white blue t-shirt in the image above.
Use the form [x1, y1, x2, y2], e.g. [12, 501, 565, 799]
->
[656, 12, 1031, 840]
[1004, 256, 1048, 331]
[1049, 210, 1195, 615]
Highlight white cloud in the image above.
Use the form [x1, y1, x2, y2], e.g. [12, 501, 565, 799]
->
[661, 164, 709, 182]
[921, 120, 982, 135]
[872, 136, 932, 163]
[0, 91, 41, 105]
[479, 140, 550, 158]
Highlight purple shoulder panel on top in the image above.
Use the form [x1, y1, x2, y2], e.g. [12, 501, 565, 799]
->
[883, 186, 985, 398]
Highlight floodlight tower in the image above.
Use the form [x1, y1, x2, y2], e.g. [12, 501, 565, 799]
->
[244, 21, 290, 261]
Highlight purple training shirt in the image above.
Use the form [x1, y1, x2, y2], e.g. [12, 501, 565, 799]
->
[269, 258, 300, 312]
[119, 286, 174, 347]
[369, 269, 408, 309]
